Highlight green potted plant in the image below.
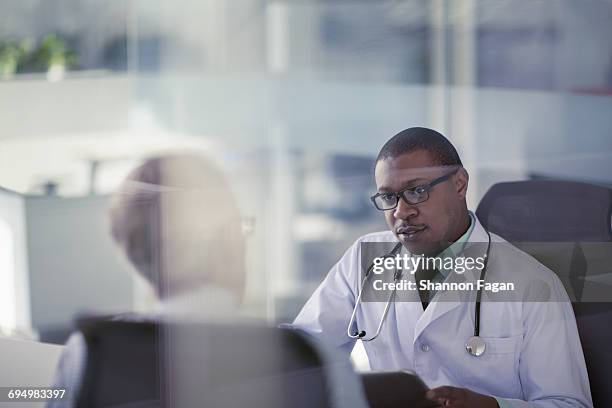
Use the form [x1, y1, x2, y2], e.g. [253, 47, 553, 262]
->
[0, 40, 26, 79]
[38, 34, 77, 80]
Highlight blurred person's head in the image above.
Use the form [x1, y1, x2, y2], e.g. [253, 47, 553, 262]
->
[373, 127, 470, 256]
[109, 155, 245, 301]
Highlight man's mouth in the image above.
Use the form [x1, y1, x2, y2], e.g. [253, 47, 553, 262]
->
[396, 225, 427, 239]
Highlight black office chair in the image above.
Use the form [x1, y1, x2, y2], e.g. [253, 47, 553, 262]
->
[75, 318, 330, 408]
[476, 179, 612, 408]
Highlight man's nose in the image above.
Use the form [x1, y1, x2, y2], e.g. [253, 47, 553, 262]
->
[393, 197, 418, 219]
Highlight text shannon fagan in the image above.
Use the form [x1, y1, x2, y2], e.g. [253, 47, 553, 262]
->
[372, 279, 515, 293]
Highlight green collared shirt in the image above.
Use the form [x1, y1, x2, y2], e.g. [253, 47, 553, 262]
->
[427, 211, 476, 291]
[415, 212, 509, 408]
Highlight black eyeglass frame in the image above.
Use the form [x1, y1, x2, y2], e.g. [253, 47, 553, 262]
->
[370, 167, 460, 211]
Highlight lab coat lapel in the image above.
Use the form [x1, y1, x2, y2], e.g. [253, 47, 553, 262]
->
[413, 216, 489, 342]
[413, 285, 464, 343]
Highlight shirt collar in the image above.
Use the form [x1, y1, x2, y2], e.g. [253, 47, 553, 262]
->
[158, 284, 239, 320]
[437, 211, 476, 278]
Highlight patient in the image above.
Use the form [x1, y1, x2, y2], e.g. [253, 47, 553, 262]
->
[47, 154, 367, 408]
[47, 154, 246, 407]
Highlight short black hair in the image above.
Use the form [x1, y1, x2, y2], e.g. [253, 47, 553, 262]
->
[376, 127, 463, 167]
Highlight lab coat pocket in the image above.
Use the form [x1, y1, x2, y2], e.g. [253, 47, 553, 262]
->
[463, 334, 522, 397]
[481, 335, 521, 354]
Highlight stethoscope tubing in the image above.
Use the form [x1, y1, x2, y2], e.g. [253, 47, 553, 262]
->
[347, 243, 403, 341]
[347, 231, 493, 346]
[474, 229, 492, 338]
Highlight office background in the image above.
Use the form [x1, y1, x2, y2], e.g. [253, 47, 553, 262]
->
[0, 0, 611, 354]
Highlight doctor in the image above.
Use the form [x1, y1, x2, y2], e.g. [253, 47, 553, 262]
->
[292, 127, 592, 408]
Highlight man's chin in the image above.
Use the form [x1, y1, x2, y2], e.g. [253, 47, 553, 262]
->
[399, 237, 441, 257]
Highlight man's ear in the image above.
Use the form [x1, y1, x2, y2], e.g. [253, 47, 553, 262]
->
[455, 167, 469, 199]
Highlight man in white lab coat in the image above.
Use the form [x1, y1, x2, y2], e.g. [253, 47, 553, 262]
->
[292, 127, 593, 407]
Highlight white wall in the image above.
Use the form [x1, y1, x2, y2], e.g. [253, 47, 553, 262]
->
[0, 187, 31, 335]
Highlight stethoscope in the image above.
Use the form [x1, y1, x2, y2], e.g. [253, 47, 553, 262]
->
[347, 229, 492, 357]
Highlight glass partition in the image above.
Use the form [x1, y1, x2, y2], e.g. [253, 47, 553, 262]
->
[0, 0, 610, 353]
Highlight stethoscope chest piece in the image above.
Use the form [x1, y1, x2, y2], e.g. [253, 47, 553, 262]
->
[466, 336, 486, 357]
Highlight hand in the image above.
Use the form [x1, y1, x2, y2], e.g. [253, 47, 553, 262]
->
[426, 386, 499, 408]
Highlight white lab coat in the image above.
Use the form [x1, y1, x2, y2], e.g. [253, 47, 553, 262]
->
[292, 216, 593, 407]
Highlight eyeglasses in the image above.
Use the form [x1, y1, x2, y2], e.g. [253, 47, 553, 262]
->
[370, 168, 460, 211]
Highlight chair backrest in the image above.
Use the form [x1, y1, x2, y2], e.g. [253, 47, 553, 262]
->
[476, 180, 612, 242]
[76, 318, 330, 408]
[75, 319, 161, 408]
[476, 179, 612, 408]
